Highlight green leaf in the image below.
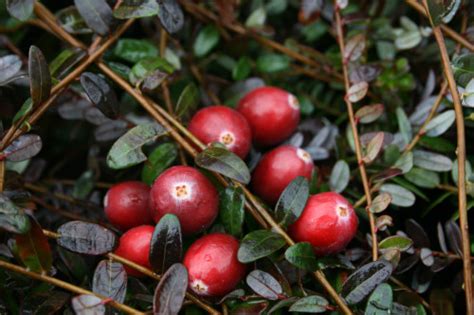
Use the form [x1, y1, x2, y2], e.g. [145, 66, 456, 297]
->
[369, 193, 392, 213]
[12, 98, 33, 124]
[149, 214, 182, 274]
[275, 176, 309, 227]
[72, 170, 94, 199]
[175, 82, 199, 118]
[141, 143, 178, 185]
[452, 53, 474, 86]
[56, 6, 92, 35]
[355, 104, 384, 124]
[74, 0, 114, 36]
[289, 296, 329, 313]
[246, 270, 282, 300]
[107, 123, 167, 169]
[413, 150, 452, 172]
[341, 260, 393, 305]
[424, 110, 455, 137]
[233, 56, 252, 81]
[451, 159, 473, 185]
[363, 132, 384, 164]
[15, 217, 52, 273]
[365, 283, 393, 315]
[245, 7, 266, 27]
[195, 145, 251, 184]
[113, 39, 159, 64]
[49, 48, 87, 80]
[404, 167, 440, 188]
[0, 194, 30, 234]
[219, 186, 245, 237]
[394, 152, 413, 174]
[256, 54, 289, 73]
[28, 46, 52, 106]
[284, 242, 318, 271]
[396, 107, 412, 145]
[6, 0, 33, 21]
[114, 0, 159, 19]
[237, 230, 286, 263]
[193, 25, 220, 57]
[329, 160, 350, 193]
[380, 184, 415, 207]
[379, 235, 413, 252]
[129, 57, 173, 87]
[427, 0, 460, 26]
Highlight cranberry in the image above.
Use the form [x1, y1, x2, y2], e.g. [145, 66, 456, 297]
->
[114, 225, 154, 276]
[251, 145, 314, 205]
[288, 192, 358, 255]
[237, 86, 300, 146]
[104, 181, 152, 231]
[149, 166, 219, 235]
[183, 233, 246, 297]
[188, 105, 252, 159]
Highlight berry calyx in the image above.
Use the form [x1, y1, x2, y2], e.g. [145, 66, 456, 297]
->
[237, 86, 300, 146]
[251, 145, 314, 205]
[114, 225, 154, 276]
[288, 192, 358, 255]
[149, 166, 219, 235]
[104, 181, 152, 231]
[183, 233, 246, 297]
[188, 105, 252, 159]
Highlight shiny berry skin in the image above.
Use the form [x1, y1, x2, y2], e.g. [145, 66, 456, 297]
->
[183, 233, 246, 297]
[188, 106, 252, 159]
[104, 181, 152, 231]
[114, 225, 154, 276]
[237, 86, 300, 146]
[288, 192, 358, 256]
[150, 166, 219, 235]
[251, 145, 314, 205]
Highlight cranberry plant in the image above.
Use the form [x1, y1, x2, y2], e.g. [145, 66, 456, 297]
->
[0, 0, 473, 314]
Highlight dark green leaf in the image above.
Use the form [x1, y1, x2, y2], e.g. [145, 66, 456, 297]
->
[452, 53, 474, 86]
[49, 48, 87, 80]
[341, 260, 393, 305]
[268, 297, 298, 314]
[74, 0, 114, 36]
[72, 170, 94, 199]
[107, 123, 167, 169]
[129, 57, 173, 87]
[3, 134, 42, 162]
[193, 25, 220, 57]
[175, 82, 199, 118]
[6, 0, 33, 21]
[0, 55, 22, 85]
[413, 150, 452, 172]
[427, 0, 460, 26]
[157, 0, 184, 34]
[256, 54, 289, 73]
[0, 194, 30, 234]
[28, 46, 51, 106]
[141, 143, 178, 185]
[195, 146, 251, 184]
[71, 295, 105, 315]
[364, 283, 393, 315]
[284, 242, 318, 271]
[149, 214, 182, 274]
[424, 110, 455, 137]
[80, 72, 119, 119]
[237, 230, 286, 263]
[57, 221, 116, 255]
[404, 167, 440, 188]
[275, 176, 309, 227]
[246, 270, 283, 300]
[113, 39, 159, 64]
[233, 56, 252, 81]
[219, 186, 245, 237]
[289, 296, 329, 313]
[92, 260, 127, 303]
[15, 217, 52, 273]
[56, 6, 92, 35]
[114, 0, 159, 19]
[153, 263, 188, 315]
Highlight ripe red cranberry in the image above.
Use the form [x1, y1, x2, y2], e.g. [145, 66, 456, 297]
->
[251, 145, 314, 205]
[150, 166, 219, 235]
[288, 192, 358, 255]
[104, 181, 152, 231]
[237, 86, 300, 146]
[114, 225, 154, 276]
[183, 233, 246, 297]
[188, 105, 252, 159]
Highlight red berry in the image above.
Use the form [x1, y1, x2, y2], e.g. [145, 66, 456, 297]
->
[114, 225, 154, 276]
[183, 233, 246, 297]
[104, 181, 152, 231]
[251, 145, 314, 205]
[237, 86, 300, 146]
[150, 166, 219, 235]
[188, 106, 252, 159]
[288, 192, 358, 255]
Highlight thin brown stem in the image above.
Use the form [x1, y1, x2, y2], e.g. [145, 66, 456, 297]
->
[0, 161, 4, 192]
[0, 259, 144, 314]
[424, 1, 473, 312]
[334, 3, 378, 261]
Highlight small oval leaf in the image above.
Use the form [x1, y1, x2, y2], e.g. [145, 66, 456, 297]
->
[219, 186, 245, 237]
[329, 160, 350, 193]
[153, 263, 188, 315]
[238, 230, 286, 263]
[3, 134, 42, 162]
[275, 176, 309, 228]
[149, 214, 182, 274]
[284, 242, 318, 271]
[80, 72, 119, 119]
[289, 295, 329, 313]
[347, 81, 368, 103]
[57, 221, 116, 255]
[92, 260, 127, 303]
[74, 0, 114, 36]
[29, 46, 52, 106]
[246, 270, 283, 300]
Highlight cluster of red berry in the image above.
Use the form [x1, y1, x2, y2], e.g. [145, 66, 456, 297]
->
[104, 87, 358, 297]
